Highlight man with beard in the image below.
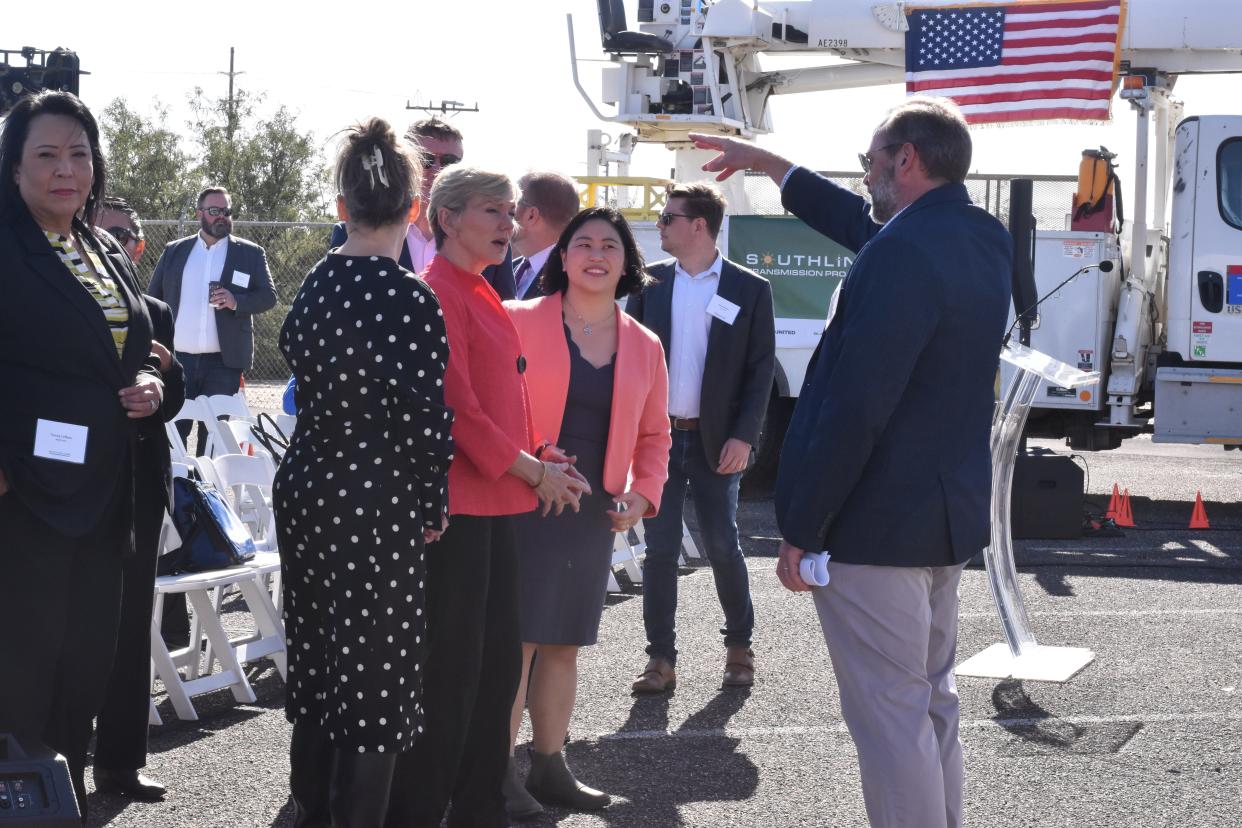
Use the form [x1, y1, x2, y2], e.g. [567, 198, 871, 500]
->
[689, 97, 1011, 828]
[149, 186, 275, 447]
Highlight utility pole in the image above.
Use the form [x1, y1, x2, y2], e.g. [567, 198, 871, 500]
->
[219, 47, 245, 143]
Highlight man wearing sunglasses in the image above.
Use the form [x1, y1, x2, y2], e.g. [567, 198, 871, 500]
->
[327, 117, 516, 299]
[626, 182, 775, 694]
[98, 196, 146, 264]
[148, 186, 276, 449]
[689, 97, 1011, 828]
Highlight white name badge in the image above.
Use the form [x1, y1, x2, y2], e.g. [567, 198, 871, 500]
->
[706, 294, 741, 325]
[34, 419, 89, 464]
[231, 271, 252, 289]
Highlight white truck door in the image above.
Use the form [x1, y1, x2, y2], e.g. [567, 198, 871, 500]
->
[1182, 116, 1242, 362]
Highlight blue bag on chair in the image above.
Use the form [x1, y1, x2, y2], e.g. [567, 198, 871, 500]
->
[164, 473, 257, 574]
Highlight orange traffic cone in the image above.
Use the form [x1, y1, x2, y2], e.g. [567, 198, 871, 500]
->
[1116, 488, 1135, 527]
[239, 373, 247, 388]
[1105, 483, 1121, 520]
[1189, 491, 1211, 530]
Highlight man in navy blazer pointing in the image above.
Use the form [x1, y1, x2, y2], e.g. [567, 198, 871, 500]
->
[692, 98, 1011, 828]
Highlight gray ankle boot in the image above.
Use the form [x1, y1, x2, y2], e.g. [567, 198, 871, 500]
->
[503, 756, 544, 821]
[525, 750, 611, 811]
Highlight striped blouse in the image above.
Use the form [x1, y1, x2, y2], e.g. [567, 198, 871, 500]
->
[45, 231, 129, 359]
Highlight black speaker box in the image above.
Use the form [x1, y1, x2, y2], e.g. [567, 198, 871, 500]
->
[1010, 450, 1084, 539]
[0, 734, 79, 826]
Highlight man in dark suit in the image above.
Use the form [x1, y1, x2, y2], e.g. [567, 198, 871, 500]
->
[626, 182, 775, 692]
[327, 117, 516, 299]
[690, 97, 1011, 828]
[511, 171, 580, 300]
[147, 186, 275, 444]
[91, 203, 185, 802]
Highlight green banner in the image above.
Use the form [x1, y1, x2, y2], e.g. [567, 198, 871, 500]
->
[727, 215, 854, 321]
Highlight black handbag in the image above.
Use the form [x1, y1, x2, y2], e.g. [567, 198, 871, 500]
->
[249, 412, 290, 462]
[159, 471, 258, 575]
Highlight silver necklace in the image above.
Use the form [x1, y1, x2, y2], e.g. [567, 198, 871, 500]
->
[564, 297, 615, 335]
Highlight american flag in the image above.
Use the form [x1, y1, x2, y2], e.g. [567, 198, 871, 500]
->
[904, 1, 1126, 125]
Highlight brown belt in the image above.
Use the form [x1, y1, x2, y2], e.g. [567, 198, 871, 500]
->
[670, 415, 700, 431]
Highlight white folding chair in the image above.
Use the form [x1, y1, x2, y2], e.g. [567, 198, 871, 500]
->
[198, 453, 285, 681]
[150, 567, 260, 721]
[165, 421, 191, 464]
[169, 397, 220, 457]
[610, 526, 646, 587]
[680, 519, 702, 562]
[212, 453, 277, 547]
[205, 392, 256, 423]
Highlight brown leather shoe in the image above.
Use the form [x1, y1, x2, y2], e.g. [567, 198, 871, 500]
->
[723, 646, 755, 687]
[631, 657, 676, 694]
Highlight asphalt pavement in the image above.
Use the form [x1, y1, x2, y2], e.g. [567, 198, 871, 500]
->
[88, 436, 1242, 827]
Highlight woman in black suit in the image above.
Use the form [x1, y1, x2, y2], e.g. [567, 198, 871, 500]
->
[0, 90, 168, 821]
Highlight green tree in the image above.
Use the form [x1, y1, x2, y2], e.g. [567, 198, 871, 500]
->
[187, 86, 331, 222]
[98, 97, 199, 219]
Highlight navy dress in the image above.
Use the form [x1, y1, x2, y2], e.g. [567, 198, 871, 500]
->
[515, 326, 616, 646]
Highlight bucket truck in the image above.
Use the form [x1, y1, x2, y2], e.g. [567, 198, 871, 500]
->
[571, 0, 1242, 457]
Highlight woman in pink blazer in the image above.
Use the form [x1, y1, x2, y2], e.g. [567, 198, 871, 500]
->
[503, 208, 670, 815]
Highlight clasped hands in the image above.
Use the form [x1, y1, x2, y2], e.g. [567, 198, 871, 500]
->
[118, 342, 171, 419]
[532, 444, 592, 517]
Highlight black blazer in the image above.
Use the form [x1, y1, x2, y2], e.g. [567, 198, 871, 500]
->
[626, 256, 776, 467]
[136, 295, 185, 518]
[512, 255, 552, 300]
[329, 221, 517, 300]
[147, 233, 277, 371]
[0, 208, 161, 538]
[774, 168, 1012, 566]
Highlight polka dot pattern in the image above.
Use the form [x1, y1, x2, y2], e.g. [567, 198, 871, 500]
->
[272, 253, 454, 752]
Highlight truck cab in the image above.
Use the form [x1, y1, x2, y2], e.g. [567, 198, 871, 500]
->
[1155, 115, 1242, 445]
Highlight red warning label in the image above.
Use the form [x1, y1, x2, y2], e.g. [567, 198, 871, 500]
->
[1193, 321, 1213, 334]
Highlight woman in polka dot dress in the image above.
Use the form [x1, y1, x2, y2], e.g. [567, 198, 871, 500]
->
[273, 118, 454, 828]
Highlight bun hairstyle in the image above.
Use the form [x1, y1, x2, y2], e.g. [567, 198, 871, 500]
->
[335, 117, 422, 229]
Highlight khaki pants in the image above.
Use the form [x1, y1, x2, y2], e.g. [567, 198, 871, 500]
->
[812, 562, 966, 828]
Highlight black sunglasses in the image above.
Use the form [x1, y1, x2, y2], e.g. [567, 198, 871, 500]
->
[203, 206, 233, 217]
[858, 143, 905, 174]
[421, 151, 462, 169]
[106, 226, 140, 244]
[658, 211, 695, 226]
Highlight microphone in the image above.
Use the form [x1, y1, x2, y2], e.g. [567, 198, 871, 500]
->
[1002, 259, 1114, 348]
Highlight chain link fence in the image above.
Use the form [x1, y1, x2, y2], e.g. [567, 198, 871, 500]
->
[743, 170, 1078, 228]
[134, 220, 335, 412]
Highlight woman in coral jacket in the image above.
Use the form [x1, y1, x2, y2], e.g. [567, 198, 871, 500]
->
[503, 207, 671, 815]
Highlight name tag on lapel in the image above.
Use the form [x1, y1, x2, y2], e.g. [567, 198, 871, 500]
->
[706, 294, 741, 325]
[34, 419, 88, 464]
[231, 271, 252, 289]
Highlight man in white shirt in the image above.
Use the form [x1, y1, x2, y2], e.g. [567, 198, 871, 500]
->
[512, 172, 581, 300]
[148, 186, 276, 444]
[625, 183, 776, 692]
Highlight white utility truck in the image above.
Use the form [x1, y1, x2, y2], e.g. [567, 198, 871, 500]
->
[571, 0, 1242, 458]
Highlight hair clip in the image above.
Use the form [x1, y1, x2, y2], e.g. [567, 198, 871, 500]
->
[361, 145, 390, 189]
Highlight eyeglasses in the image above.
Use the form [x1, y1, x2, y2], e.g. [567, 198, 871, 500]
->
[858, 143, 905, 174]
[202, 206, 233, 217]
[105, 226, 141, 244]
[420, 151, 462, 170]
[657, 212, 695, 226]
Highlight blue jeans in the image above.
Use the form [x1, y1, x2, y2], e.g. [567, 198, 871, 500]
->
[642, 428, 754, 665]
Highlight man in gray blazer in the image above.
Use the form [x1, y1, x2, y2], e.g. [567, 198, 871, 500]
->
[626, 182, 775, 692]
[148, 186, 276, 431]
